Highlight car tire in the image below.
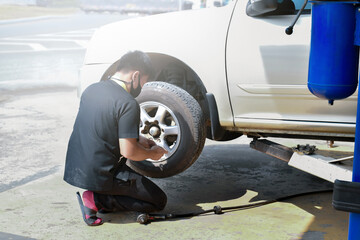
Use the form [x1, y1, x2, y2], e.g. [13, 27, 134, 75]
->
[129, 81, 206, 178]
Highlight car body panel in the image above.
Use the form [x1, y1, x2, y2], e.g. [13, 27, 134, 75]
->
[226, 0, 356, 134]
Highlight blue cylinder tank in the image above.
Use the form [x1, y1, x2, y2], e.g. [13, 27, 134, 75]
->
[308, 2, 359, 105]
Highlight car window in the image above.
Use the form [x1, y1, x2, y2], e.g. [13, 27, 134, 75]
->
[246, 0, 310, 17]
[291, 0, 311, 10]
[272, 0, 310, 15]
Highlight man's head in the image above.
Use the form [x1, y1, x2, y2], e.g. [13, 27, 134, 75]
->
[115, 51, 154, 98]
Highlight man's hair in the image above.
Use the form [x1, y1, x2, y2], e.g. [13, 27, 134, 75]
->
[116, 51, 154, 79]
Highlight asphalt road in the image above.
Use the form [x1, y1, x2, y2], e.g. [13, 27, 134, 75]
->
[0, 13, 131, 92]
[0, 13, 131, 37]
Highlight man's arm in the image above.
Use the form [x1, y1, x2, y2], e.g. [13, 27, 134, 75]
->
[119, 138, 167, 161]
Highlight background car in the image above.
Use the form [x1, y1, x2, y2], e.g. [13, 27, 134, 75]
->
[79, 0, 357, 178]
[79, 0, 193, 15]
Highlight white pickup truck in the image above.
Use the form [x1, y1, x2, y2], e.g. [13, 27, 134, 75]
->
[79, 0, 356, 178]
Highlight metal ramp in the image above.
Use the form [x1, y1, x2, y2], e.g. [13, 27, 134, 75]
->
[288, 153, 353, 183]
[250, 139, 353, 183]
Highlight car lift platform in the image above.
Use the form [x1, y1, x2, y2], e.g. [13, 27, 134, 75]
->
[250, 139, 353, 183]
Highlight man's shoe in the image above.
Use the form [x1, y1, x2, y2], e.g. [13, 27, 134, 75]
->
[76, 191, 103, 226]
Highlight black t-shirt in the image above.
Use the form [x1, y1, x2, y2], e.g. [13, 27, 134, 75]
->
[63, 80, 140, 191]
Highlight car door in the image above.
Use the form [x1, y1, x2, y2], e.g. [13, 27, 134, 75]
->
[225, 0, 357, 135]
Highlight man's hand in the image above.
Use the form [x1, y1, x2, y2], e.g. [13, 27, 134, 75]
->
[120, 137, 167, 161]
[149, 145, 168, 161]
[139, 136, 167, 160]
[138, 136, 156, 149]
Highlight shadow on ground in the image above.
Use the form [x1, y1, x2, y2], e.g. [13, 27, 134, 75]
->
[105, 142, 335, 224]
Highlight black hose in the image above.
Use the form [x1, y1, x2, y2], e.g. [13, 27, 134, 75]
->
[137, 189, 333, 224]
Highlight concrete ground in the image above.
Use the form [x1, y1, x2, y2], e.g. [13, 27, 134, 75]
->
[0, 89, 352, 240]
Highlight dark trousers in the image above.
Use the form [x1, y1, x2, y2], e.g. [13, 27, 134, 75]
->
[93, 165, 167, 213]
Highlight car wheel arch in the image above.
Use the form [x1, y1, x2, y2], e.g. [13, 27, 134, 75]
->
[99, 52, 240, 141]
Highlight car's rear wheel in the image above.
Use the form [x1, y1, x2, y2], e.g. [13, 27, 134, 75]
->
[129, 81, 206, 178]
